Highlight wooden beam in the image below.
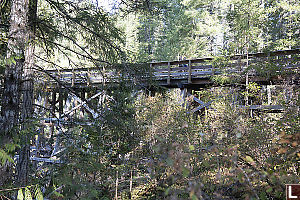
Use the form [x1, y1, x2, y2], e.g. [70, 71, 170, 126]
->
[58, 90, 63, 115]
[167, 62, 171, 85]
[87, 71, 91, 86]
[212, 62, 215, 76]
[188, 60, 192, 84]
[267, 85, 272, 105]
[30, 157, 62, 163]
[72, 70, 75, 87]
[186, 93, 205, 105]
[70, 93, 99, 119]
[239, 105, 284, 110]
[189, 101, 213, 114]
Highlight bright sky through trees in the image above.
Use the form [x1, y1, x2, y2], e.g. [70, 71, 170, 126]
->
[93, 0, 120, 12]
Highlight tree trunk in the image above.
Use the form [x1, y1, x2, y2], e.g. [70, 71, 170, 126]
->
[17, 0, 37, 186]
[0, 0, 37, 187]
[0, 0, 29, 133]
[0, 0, 29, 188]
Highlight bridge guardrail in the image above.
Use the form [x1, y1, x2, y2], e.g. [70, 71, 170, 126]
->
[150, 49, 299, 85]
[39, 49, 299, 87]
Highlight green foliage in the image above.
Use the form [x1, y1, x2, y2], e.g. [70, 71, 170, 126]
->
[211, 75, 232, 86]
[212, 55, 231, 70]
[117, 0, 195, 62]
[242, 82, 261, 98]
[35, 0, 125, 73]
[34, 185, 43, 200]
[44, 83, 142, 199]
[130, 87, 299, 199]
[0, 185, 43, 200]
[0, 0, 9, 75]
[24, 187, 33, 200]
[0, 142, 20, 165]
[0, 149, 13, 165]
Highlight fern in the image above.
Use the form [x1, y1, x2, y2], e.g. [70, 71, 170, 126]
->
[5, 143, 20, 153]
[0, 149, 14, 165]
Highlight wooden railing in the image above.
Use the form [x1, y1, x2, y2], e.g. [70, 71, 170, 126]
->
[150, 48, 300, 85]
[41, 49, 300, 87]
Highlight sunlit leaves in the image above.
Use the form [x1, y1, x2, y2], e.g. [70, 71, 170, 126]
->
[24, 188, 32, 200]
[15, 185, 43, 200]
[34, 185, 43, 200]
[17, 189, 24, 200]
[244, 155, 255, 166]
[189, 145, 195, 151]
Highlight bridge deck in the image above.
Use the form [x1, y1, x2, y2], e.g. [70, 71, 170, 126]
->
[40, 49, 300, 88]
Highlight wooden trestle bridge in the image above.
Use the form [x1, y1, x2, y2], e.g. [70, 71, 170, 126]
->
[39, 48, 300, 117]
[27, 49, 300, 163]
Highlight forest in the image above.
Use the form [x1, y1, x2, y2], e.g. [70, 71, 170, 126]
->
[0, 0, 299, 199]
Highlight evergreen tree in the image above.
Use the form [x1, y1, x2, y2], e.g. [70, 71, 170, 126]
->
[0, 0, 126, 189]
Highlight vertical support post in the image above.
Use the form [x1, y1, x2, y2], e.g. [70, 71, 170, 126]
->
[64, 91, 68, 111]
[245, 73, 249, 106]
[188, 60, 192, 84]
[284, 87, 287, 104]
[74, 89, 78, 117]
[58, 89, 63, 116]
[150, 63, 153, 81]
[267, 85, 272, 105]
[51, 90, 57, 115]
[212, 62, 215, 76]
[81, 88, 86, 117]
[261, 85, 266, 104]
[245, 50, 249, 106]
[87, 70, 91, 86]
[50, 90, 57, 138]
[167, 62, 171, 85]
[115, 171, 119, 200]
[205, 107, 208, 121]
[44, 91, 49, 110]
[186, 88, 192, 110]
[72, 70, 75, 87]
[238, 56, 242, 72]
[129, 169, 133, 199]
[180, 88, 187, 107]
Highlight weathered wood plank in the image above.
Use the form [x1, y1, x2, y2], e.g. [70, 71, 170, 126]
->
[30, 157, 62, 163]
[189, 101, 212, 113]
[186, 93, 205, 105]
[154, 65, 212, 72]
[239, 105, 284, 110]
